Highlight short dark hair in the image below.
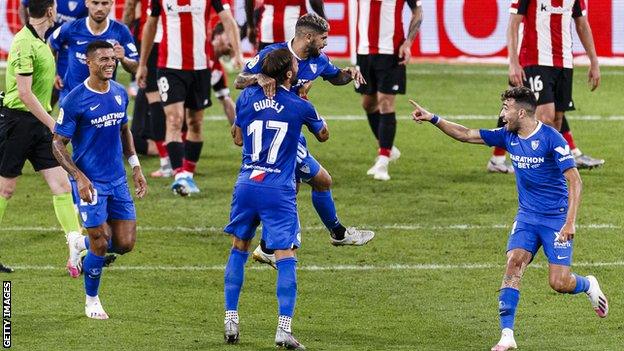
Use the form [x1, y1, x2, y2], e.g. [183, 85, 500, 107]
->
[28, 0, 54, 19]
[295, 13, 329, 36]
[501, 86, 537, 115]
[261, 48, 294, 84]
[86, 40, 114, 57]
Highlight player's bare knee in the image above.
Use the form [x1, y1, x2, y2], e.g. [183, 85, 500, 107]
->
[231, 238, 251, 251]
[361, 96, 378, 113]
[549, 275, 571, 293]
[0, 186, 15, 199]
[114, 239, 135, 255]
[506, 253, 528, 272]
[310, 170, 332, 191]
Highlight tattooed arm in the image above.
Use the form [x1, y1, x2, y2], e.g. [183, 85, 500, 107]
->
[398, 1, 423, 65]
[51, 134, 95, 203]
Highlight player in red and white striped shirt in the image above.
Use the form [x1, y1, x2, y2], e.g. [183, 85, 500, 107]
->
[355, 0, 422, 181]
[136, 0, 243, 196]
[245, 0, 326, 50]
[496, 0, 604, 172]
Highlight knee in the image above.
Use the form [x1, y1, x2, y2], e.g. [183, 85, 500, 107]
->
[361, 98, 378, 114]
[377, 97, 395, 114]
[186, 117, 203, 135]
[506, 254, 528, 271]
[310, 170, 332, 191]
[549, 275, 571, 293]
[0, 186, 15, 199]
[166, 113, 184, 131]
[539, 113, 556, 127]
[231, 238, 251, 252]
[114, 237, 136, 255]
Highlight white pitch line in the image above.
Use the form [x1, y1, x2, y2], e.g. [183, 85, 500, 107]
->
[0, 223, 619, 233]
[203, 115, 624, 121]
[10, 261, 624, 272]
[406, 69, 624, 76]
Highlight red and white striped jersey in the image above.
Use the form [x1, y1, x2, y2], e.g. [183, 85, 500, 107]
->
[151, 0, 225, 70]
[139, 0, 163, 43]
[356, 0, 419, 55]
[259, 0, 307, 44]
[511, 0, 587, 69]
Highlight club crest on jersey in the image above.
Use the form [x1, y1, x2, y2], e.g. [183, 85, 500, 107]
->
[68, 1, 78, 11]
[531, 140, 539, 150]
[115, 95, 122, 105]
[310, 64, 317, 74]
[81, 212, 88, 222]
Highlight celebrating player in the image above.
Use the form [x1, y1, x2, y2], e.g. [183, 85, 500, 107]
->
[410, 87, 608, 351]
[52, 41, 148, 320]
[235, 14, 373, 266]
[501, 0, 604, 170]
[245, 0, 325, 49]
[137, 0, 243, 196]
[50, 0, 139, 103]
[223, 48, 328, 349]
[355, 0, 422, 181]
[1, 0, 83, 276]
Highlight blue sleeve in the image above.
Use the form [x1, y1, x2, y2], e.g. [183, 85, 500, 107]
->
[50, 22, 70, 52]
[319, 54, 341, 79]
[479, 128, 507, 148]
[54, 100, 80, 138]
[301, 101, 325, 134]
[234, 92, 247, 127]
[119, 25, 139, 60]
[550, 132, 577, 173]
[21, 0, 28, 6]
[244, 48, 270, 74]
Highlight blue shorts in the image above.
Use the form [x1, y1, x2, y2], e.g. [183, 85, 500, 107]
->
[295, 141, 321, 183]
[224, 184, 301, 250]
[71, 178, 136, 228]
[507, 221, 573, 266]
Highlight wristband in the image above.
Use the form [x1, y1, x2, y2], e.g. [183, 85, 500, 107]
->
[128, 155, 140, 168]
[430, 115, 442, 125]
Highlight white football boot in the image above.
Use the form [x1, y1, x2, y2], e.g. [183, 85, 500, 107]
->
[331, 227, 375, 246]
[85, 295, 109, 320]
[65, 231, 83, 278]
[275, 327, 306, 350]
[491, 328, 517, 351]
[252, 245, 276, 269]
[367, 156, 391, 181]
[586, 275, 608, 318]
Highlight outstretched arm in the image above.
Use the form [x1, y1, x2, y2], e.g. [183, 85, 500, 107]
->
[410, 100, 485, 144]
[326, 67, 366, 86]
[51, 134, 95, 203]
[234, 72, 278, 98]
[121, 124, 147, 198]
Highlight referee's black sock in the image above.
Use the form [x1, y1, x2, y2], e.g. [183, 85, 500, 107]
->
[378, 112, 397, 151]
[166, 141, 184, 171]
[366, 111, 381, 139]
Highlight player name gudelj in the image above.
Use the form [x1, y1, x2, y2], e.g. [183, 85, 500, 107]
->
[253, 99, 285, 113]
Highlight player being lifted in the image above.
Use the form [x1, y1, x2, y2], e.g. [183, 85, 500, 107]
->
[224, 48, 328, 349]
[410, 87, 608, 351]
[235, 14, 374, 266]
[52, 41, 148, 319]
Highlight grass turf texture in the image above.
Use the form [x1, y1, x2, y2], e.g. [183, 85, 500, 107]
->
[1, 63, 623, 350]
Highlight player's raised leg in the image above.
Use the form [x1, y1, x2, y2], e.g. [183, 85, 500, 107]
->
[548, 264, 608, 317]
[492, 248, 532, 351]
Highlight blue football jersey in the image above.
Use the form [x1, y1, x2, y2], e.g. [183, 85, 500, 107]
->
[243, 41, 341, 93]
[50, 18, 138, 98]
[480, 122, 577, 229]
[54, 80, 129, 183]
[235, 85, 326, 190]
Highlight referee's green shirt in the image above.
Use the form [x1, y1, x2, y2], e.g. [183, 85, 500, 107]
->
[3, 24, 56, 112]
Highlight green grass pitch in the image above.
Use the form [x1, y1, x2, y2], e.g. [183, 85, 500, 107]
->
[1, 63, 623, 350]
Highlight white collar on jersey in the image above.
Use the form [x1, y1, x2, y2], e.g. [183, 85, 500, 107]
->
[279, 85, 289, 91]
[84, 78, 110, 94]
[519, 121, 543, 140]
[86, 17, 110, 36]
[287, 39, 302, 61]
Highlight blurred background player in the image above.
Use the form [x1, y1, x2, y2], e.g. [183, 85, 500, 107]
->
[18, 0, 88, 107]
[123, 0, 172, 177]
[50, 0, 139, 103]
[490, 0, 605, 173]
[235, 14, 374, 266]
[137, 0, 243, 196]
[410, 87, 608, 351]
[355, 0, 423, 181]
[209, 23, 237, 126]
[245, 0, 326, 50]
[0, 0, 83, 276]
[223, 48, 328, 349]
[52, 41, 147, 319]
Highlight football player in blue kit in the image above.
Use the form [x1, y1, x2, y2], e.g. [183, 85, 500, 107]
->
[50, 0, 138, 102]
[52, 41, 147, 320]
[223, 48, 328, 349]
[409, 86, 608, 351]
[235, 14, 374, 267]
